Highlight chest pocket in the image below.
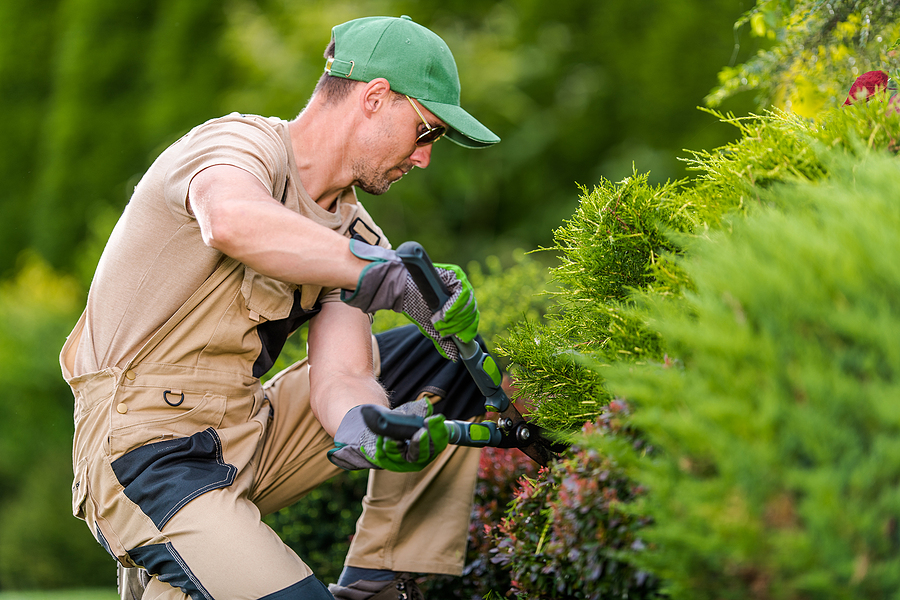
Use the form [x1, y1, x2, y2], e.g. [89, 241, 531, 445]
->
[240, 267, 296, 322]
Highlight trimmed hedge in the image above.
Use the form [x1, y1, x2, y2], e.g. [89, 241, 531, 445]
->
[496, 98, 900, 596]
[605, 153, 900, 598]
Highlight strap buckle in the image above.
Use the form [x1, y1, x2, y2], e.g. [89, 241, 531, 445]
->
[325, 57, 354, 78]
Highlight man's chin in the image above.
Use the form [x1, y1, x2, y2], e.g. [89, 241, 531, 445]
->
[357, 180, 393, 196]
[357, 174, 403, 196]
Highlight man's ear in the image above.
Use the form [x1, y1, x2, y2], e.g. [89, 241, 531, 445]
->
[360, 78, 393, 116]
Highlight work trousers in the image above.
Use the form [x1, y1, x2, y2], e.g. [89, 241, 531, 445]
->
[64, 321, 482, 599]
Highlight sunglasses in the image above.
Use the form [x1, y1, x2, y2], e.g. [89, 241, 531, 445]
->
[406, 96, 446, 146]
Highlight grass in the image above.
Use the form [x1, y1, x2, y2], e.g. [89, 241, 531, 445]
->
[0, 590, 116, 600]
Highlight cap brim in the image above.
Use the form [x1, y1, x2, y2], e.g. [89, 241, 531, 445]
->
[418, 99, 500, 148]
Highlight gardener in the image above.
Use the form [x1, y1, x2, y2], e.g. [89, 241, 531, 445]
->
[60, 15, 499, 600]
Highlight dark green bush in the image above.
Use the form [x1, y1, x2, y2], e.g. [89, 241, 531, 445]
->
[423, 446, 538, 599]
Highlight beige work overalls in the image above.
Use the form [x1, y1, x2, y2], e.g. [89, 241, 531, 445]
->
[61, 252, 481, 599]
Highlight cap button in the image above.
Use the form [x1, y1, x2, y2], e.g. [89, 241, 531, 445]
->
[400, 15, 412, 20]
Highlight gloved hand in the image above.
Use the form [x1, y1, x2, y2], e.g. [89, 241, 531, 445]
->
[340, 241, 480, 360]
[431, 263, 479, 344]
[327, 399, 450, 472]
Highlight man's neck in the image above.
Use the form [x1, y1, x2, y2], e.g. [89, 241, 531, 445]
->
[288, 100, 357, 211]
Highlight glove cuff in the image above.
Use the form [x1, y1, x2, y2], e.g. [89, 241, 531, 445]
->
[340, 241, 406, 313]
[328, 405, 380, 471]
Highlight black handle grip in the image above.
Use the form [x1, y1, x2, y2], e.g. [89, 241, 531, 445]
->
[396, 241, 451, 311]
[361, 405, 424, 440]
[362, 405, 505, 448]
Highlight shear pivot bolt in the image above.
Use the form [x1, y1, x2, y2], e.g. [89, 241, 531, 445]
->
[516, 425, 531, 442]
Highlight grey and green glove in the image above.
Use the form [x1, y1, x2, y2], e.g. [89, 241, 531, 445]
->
[340, 241, 480, 361]
[327, 399, 449, 472]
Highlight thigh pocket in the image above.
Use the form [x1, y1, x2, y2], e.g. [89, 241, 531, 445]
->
[111, 428, 237, 530]
[109, 389, 227, 457]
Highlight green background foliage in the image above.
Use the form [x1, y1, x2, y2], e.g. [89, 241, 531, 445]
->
[0, 0, 761, 279]
[9, 0, 893, 593]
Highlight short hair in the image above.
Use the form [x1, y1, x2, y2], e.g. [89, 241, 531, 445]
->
[312, 38, 406, 106]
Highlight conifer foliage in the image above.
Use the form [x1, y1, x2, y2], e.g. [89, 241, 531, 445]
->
[496, 93, 900, 597]
[607, 153, 900, 598]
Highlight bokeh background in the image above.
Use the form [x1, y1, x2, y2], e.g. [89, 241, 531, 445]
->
[0, 0, 766, 591]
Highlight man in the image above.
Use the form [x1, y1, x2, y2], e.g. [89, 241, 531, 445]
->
[60, 14, 499, 600]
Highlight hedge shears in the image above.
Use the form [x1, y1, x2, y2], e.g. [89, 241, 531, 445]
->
[361, 242, 567, 467]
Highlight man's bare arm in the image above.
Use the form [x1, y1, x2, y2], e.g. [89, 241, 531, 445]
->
[306, 301, 388, 437]
[188, 164, 368, 290]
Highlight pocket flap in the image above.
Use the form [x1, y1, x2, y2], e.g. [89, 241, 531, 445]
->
[240, 267, 296, 321]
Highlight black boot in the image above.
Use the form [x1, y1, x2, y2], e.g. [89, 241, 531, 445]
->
[328, 573, 424, 600]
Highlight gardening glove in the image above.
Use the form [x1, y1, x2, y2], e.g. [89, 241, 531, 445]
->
[340, 240, 480, 361]
[327, 399, 449, 472]
[431, 262, 479, 343]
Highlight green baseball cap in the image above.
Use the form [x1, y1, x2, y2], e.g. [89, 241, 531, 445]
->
[326, 15, 500, 149]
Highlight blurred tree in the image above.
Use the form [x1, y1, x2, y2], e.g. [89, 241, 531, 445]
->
[0, 0, 232, 276]
[0, 0, 762, 276]
[0, 255, 113, 589]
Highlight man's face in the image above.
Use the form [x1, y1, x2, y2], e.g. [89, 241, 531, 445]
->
[353, 95, 444, 195]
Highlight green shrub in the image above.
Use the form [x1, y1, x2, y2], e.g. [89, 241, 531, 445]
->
[503, 98, 900, 434]
[603, 153, 900, 598]
[499, 174, 696, 432]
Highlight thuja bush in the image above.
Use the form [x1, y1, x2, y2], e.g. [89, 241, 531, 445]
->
[500, 174, 696, 432]
[502, 98, 900, 433]
[494, 401, 660, 599]
[603, 154, 900, 598]
[495, 99, 900, 595]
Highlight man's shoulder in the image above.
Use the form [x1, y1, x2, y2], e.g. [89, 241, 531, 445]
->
[187, 112, 287, 142]
[164, 113, 291, 179]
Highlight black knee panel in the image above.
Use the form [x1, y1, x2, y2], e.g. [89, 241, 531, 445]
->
[260, 575, 335, 599]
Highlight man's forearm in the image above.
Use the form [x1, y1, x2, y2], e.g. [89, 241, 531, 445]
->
[310, 371, 389, 437]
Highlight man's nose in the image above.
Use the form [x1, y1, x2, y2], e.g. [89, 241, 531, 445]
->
[410, 143, 433, 169]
